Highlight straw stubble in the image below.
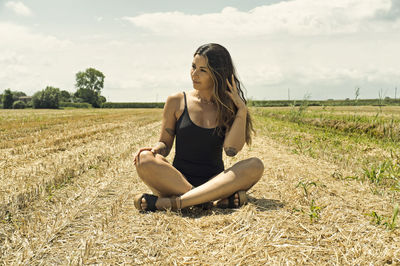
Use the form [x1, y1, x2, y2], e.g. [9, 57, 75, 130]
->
[0, 108, 399, 265]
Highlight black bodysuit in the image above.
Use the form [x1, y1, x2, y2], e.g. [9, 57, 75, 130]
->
[172, 92, 225, 187]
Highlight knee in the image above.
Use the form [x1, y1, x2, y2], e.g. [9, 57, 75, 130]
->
[248, 157, 264, 177]
[135, 150, 156, 170]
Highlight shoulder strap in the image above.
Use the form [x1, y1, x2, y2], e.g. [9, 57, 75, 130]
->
[183, 91, 188, 110]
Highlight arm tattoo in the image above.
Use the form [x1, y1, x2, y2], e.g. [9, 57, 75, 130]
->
[158, 145, 170, 157]
[154, 142, 171, 157]
[224, 147, 238, 157]
[165, 128, 175, 137]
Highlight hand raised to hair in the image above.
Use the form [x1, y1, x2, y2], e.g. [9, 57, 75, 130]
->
[226, 74, 246, 110]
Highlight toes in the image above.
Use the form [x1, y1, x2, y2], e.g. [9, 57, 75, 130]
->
[141, 197, 147, 210]
[215, 193, 241, 208]
[234, 198, 239, 207]
[234, 193, 239, 207]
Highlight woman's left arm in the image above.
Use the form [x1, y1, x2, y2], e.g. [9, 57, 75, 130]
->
[223, 75, 248, 157]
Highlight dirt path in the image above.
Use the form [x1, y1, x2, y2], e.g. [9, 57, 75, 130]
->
[1, 119, 399, 264]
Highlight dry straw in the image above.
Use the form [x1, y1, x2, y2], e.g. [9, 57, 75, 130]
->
[0, 108, 399, 265]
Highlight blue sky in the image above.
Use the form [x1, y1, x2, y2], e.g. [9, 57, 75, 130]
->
[1, 0, 400, 102]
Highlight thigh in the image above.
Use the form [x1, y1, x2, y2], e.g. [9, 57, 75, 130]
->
[196, 157, 264, 197]
[215, 157, 264, 190]
[135, 151, 193, 196]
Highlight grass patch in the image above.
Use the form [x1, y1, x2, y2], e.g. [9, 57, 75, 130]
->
[252, 107, 400, 189]
[366, 204, 399, 230]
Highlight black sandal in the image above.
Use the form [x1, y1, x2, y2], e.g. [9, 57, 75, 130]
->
[134, 193, 159, 212]
[134, 194, 182, 212]
[218, 191, 248, 209]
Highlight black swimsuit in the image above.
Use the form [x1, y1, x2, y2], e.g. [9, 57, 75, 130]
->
[172, 92, 225, 187]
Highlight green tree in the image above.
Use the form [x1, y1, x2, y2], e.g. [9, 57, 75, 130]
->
[2, 89, 14, 109]
[12, 91, 26, 101]
[99, 95, 106, 105]
[60, 90, 72, 102]
[32, 86, 61, 109]
[75, 68, 105, 107]
[74, 88, 100, 107]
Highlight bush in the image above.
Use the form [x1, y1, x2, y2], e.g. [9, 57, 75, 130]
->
[59, 102, 92, 108]
[101, 102, 165, 108]
[33, 86, 60, 109]
[2, 89, 14, 109]
[12, 100, 26, 109]
[60, 90, 73, 102]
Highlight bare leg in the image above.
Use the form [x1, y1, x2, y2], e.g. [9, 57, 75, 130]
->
[179, 157, 264, 208]
[135, 150, 264, 210]
[135, 150, 193, 196]
[135, 150, 192, 210]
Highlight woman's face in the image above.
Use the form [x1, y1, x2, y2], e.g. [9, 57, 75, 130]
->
[191, 54, 214, 91]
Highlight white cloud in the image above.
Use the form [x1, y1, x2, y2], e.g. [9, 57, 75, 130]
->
[0, 22, 74, 93]
[1, 1, 400, 101]
[0, 22, 192, 100]
[0, 23, 73, 51]
[123, 0, 395, 37]
[5, 1, 33, 16]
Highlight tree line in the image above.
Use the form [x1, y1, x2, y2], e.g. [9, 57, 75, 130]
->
[0, 68, 106, 109]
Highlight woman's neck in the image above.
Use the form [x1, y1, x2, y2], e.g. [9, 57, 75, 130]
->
[193, 89, 213, 102]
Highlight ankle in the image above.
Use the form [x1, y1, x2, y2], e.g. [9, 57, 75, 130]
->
[173, 196, 182, 210]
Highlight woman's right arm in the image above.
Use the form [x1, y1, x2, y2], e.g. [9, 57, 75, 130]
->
[134, 94, 180, 164]
[155, 94, 180, 157]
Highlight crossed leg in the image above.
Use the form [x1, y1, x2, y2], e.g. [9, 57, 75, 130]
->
[135, 150, 264, 210]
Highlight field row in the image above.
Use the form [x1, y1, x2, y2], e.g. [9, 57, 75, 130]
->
[0, 109, 162, 219]
[1, 107, 399, 264]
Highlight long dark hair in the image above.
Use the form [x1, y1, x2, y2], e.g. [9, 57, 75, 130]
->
[194, 43, 254, 145]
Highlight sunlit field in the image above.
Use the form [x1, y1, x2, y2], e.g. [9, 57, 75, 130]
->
[1, 107, 399, 264]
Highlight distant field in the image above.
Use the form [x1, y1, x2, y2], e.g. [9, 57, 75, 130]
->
[1, 107, 399, 264]
[248, 98, 400, 107]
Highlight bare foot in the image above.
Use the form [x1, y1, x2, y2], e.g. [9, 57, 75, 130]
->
[214, 193, 239, 208]
[140, 196, 179, 211]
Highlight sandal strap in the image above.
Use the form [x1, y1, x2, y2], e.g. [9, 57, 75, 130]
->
[142, 194, 158, 212]
[227, 193, 237, 208]
[237, 190, 248, 206]
[227, 190, 247, 208]
[170, 196, 181, 211]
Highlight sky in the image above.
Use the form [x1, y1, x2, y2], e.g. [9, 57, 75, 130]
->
[1, 0, 399, 102]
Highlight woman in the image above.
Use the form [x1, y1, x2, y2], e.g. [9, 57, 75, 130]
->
[134, 43, 264, 211]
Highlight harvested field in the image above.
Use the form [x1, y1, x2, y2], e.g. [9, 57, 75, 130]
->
[0, 107, 399, 265]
